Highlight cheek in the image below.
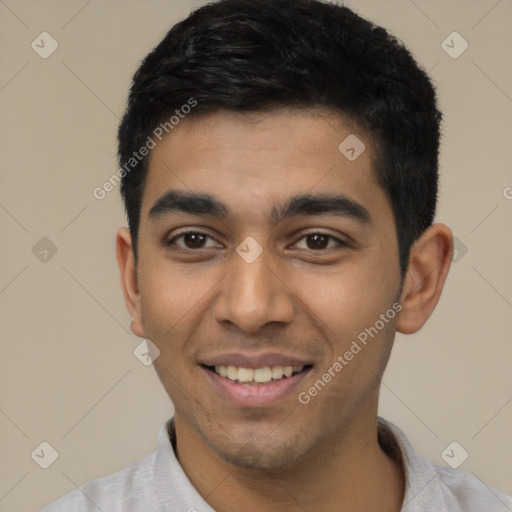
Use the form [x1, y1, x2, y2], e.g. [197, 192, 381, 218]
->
[294, 261, 397, 338]
[139, 260, 215, 320]
[137, 265, 201, 352]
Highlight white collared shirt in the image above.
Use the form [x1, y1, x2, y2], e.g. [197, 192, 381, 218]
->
[39, 417, 512, 511]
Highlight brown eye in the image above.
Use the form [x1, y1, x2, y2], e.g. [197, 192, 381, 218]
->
[182, 233, 207, 249]
[308, 234, 330, 249]
[167, 231, 220, 250]
[294, 233, 347, 251]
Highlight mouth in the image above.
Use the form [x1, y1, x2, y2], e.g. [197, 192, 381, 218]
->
[201, 362, 314, 407]
[204, 364, 313, 385]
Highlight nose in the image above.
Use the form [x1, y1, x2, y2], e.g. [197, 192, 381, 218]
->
[213, 250, 294, 334]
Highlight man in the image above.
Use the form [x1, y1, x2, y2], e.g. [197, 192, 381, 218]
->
[41, 0, 511, 510]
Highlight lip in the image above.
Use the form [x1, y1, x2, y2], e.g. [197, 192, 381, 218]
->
[201, 352, 313, 369]
[202, 365, 313, 407]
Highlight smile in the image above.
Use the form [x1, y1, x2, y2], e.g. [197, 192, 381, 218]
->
[211, 364, 308, 385]
[202, 363, 313, 407]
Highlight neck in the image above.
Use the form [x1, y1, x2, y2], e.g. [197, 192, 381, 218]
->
[174, 406, 404, 512]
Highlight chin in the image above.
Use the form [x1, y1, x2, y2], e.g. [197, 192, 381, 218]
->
[208, 432, 310, 470]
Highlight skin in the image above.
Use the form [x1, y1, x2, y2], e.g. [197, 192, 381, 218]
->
[117, 109, 453, 512]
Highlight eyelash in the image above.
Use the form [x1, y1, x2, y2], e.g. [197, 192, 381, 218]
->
[166, 230, 348, 251]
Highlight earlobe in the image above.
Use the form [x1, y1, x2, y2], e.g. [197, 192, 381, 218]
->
[396, 223, 453, 335]
[116, 227, 146, 338]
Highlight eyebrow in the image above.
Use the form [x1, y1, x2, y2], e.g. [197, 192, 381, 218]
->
[148, 189, 371, 225]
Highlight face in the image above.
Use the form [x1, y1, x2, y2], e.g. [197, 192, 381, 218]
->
[126, 109, 403, 469]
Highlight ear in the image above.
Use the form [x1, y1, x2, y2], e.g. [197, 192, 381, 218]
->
[116, 227, 145, 338]
[396, 223, 453, 334]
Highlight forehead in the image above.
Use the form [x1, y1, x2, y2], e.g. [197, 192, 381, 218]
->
[141, 109, 390, 225]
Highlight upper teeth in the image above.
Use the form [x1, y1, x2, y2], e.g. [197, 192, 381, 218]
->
[214, 365, 304, 384]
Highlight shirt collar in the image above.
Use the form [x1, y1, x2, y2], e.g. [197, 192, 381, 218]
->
[378, 417, 443, 510]
[153, 416, 442, 511]
[152, 417, 216, 512]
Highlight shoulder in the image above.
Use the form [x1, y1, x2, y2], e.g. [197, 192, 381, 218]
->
[377, 417, 512, 512]
[426, 458, 512, 512]
[38, 452, 156, 512]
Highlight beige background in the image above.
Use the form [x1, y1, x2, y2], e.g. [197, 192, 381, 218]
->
[1, 0, 511, 510]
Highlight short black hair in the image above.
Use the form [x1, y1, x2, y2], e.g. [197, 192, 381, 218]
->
[118, 0, 442, 277]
